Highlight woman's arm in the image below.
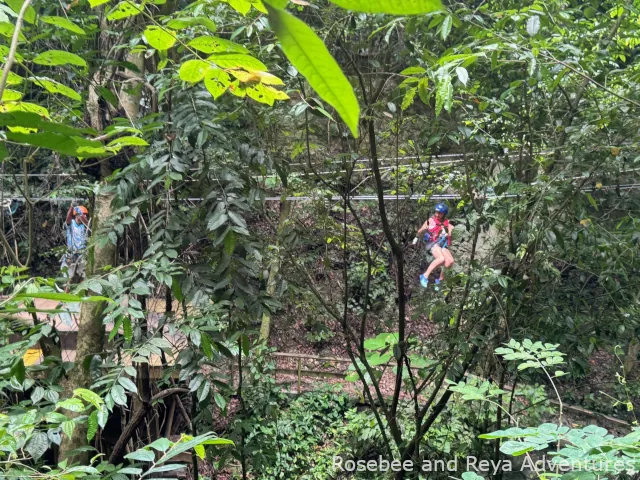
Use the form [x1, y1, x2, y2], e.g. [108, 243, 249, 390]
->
[417, 219, 431, 236]
[65, 205, 74, 225]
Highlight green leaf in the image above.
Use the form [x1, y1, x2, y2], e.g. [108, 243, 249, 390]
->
[74, 388, 103, 408]
[146, 464, 185, 476]
[33, 50, 87, 68]
[327, 0, 442, 14]
[56, 398, 85, 412]
[201, 332, 213, 359]
[89, 0, 111, 6]
[144, 26, 177, 50]
[107, 1, 142, 21]
[401, 66, 426, 75]
[462, 473, 485, 480]
[224, 230, 236, 255]
[40, 16, 86, 35]
[198, 381, 211, 403]
[527, 15, 540, 36]
[166, 17, 216, 32]
[401, 87, 416, 110]
[209, 53, 267, 72]
[161, 433, 232, 463]
[500, 440, 539, 456]
[87, 410, 98, 441]
[204, 68, 231, 100]
[123, 317, 133, 342]
[189, 374, 204, 392]
[6, 0, 36, 24]
[241, 334, 249, 357]
[61, 420, 75, 439]
[435, 75, 452, 116]
[125, 448, 155, 462]
[26, 432, 49, 461]
[118, 468, 143, 475]
[15, 292, 112, 303]
[0, 23, 25, 42]
[441, 15, 452, 41]
[29, 77, 82, 101]
[265, 4, 360, 137]
[455, 66, 468, 86]
[31, 386, 45, 404]
[189, 36, 249, 54]
[214, 392, 226, 410]
[148, 438, 172, 452]
[179, 60, 210, 83]
[418, 77, 429, 104]
[585, 193, 598, 211]
[118, 377, 138, 394]
[207, 212, 228, 231]
[107, 135, 149, 148]
[97, 405, 109, 428]
[111, 384, 127, 406]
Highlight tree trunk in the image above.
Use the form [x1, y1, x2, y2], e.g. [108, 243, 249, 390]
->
[59, 192, 116, 462]
[259, 199, 291, 342]
[625, 336, 640, 375]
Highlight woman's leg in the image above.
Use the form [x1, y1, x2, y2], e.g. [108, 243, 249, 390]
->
[442, 248, 455, 269]
[438, 249, 455, 282]
[424, 246, 445, 279]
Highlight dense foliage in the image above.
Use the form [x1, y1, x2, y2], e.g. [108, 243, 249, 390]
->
[0, 0, 638, 479]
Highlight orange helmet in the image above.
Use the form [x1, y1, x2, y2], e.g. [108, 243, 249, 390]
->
[75, 206, 88, 216]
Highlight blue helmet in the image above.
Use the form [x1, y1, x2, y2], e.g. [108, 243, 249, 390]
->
[434, 203, 448, 215]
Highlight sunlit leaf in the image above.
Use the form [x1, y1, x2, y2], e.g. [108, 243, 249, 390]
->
[144, 26, 177, 50]
[265, 3, 360, 137]
[107, 1, 142, 21]
[327, 0, 442, 14]
[204, 68, 231, 99]
[33, 50, 87, 68]
[178, 59, 210, 83]
[188, 36, 249, 54]
[5, 0, 36, 24]
[29, 77, 82, 101]
[40, 16, 86, 35]
[209, 53, 267, 72]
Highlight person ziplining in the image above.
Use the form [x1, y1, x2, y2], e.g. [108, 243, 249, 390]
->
[414, 203, 455, 290]
[60, 204, 89, 292]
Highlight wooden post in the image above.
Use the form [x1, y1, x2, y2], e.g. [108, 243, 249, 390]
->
[297, 358, 301, 394]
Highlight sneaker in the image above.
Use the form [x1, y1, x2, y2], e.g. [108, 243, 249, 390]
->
[419, 274, 428, 288]
[434, 279, 442, 291]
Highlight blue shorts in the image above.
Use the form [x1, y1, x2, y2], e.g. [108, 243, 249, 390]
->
[425, 237, 448, 254]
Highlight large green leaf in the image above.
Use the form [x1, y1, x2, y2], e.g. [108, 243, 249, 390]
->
[6, 0, 36, 24]
[29, 77, 82, 101]
[107, 135, 149, 148]
[125, 448, 155, 462]
[0, 22, 26, 41]
[25, 432, 49, 461]
[166, 17, 217, 32]
[204, 68, 231, 99]
[0, 112, 96, 136]
[265, 3, 360, 137]
[178, 60, 210, 83]
[327, 0, 442, 14]
[15, 292, 113, 303]
[144, 26, 176, 50]
[209, 53, 267, 72]
[40, 16, 86, 35]
[107, 2, 142, 21]
[33, 50, 87, 68]
[189, 36, 249, 54]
